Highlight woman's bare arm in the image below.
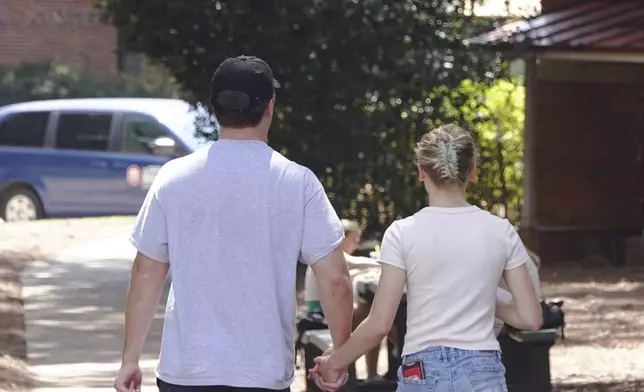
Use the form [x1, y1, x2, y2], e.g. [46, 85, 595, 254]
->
[497, 264, 542, 331]
[325, 264, 406, 371]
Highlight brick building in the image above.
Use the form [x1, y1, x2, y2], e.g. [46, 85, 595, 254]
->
[472, 0, 644, 265]
[0, 0, 131, 76]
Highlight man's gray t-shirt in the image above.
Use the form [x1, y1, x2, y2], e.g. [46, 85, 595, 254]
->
[130, 139, 343, 389]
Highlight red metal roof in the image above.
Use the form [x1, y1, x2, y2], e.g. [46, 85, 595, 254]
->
[468, 1, 644, 51]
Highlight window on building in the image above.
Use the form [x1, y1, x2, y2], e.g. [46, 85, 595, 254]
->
[0, 112, 49, 148]
[55, 113, 112, 151]
[117, 28, 143, 75]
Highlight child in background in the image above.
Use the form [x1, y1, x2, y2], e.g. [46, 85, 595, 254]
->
[304, 219, 386, 380]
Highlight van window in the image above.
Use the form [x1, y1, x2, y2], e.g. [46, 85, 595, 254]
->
[55, 113, 112, 151]
[121, 114, 180, 156]
[0, 112, 49, 147]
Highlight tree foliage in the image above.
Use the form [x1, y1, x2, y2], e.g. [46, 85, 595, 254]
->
[438, 77, 525, 221]
[103, 0, 518, 237]
[0, 62, 178, 106]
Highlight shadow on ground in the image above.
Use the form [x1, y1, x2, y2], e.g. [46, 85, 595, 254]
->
[23, 254, 167, 388]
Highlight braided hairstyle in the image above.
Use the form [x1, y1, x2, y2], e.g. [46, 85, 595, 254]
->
[414, 124, 479, 186]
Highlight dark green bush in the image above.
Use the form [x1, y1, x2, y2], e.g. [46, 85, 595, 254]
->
[0, 62, 180, 107]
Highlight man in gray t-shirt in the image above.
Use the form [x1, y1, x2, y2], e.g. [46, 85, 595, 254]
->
[114, 56, 354, 392]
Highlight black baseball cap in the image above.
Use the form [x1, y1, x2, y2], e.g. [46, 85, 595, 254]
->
[210, 55, 280, 113]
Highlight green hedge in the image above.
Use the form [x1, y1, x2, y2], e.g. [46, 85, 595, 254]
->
[0, 62, 180, 107]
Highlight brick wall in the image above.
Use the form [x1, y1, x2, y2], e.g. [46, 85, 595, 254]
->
[542, 0, 644, 13]
[0, 0, 118, 76]
[524, 59, 644, 261]
[541, 0, 583, 12]
[533, 80, 643, 229]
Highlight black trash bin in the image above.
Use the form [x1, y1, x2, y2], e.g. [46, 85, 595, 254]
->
[499, 329, 557, 392]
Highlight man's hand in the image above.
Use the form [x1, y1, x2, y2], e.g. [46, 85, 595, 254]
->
[314, 356, 348, 392]
[114, 361, 142, 392]
[307, 348, 348, 392]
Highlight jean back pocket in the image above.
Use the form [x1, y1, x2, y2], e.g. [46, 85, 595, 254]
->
[397, 362, 438, 392]
[463, 355, 507, 392]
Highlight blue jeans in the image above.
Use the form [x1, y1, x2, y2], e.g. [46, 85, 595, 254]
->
[397, 346, 507, 392]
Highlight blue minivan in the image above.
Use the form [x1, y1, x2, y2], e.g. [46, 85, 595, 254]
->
[0, 98, 217, 222]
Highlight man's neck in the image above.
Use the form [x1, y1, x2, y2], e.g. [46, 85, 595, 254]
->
[218, 127, 267, 142]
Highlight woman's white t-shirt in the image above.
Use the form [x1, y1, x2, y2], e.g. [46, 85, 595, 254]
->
[378, 206, 530, 356]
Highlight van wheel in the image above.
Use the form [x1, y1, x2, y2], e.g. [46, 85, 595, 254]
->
[0, 187, 43, 223]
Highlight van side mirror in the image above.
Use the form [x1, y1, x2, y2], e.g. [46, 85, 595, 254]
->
[149, 137, 176, 157]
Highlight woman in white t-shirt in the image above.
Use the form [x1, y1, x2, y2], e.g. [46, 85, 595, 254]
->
[311, 124, 542, 392]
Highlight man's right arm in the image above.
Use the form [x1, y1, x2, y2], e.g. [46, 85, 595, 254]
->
[299, 169, 353, 349]
[311, 247, 354, 348]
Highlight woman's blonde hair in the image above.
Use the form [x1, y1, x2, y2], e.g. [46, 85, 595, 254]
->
[414, 123, 479, 186]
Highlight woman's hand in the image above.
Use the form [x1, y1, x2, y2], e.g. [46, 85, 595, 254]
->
[307, 348, 348, 392]
[309, 263, 406, 392]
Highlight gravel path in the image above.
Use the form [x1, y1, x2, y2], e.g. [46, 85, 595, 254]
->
[542, 263, 644, 391]
[0, 217, 137, 391]
[22, 230, 167, 391]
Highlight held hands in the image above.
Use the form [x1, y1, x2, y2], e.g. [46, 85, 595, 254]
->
[307, 347, 349, 392]
[114, 361, 142, 392]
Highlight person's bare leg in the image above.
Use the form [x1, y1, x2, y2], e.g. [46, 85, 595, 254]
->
[353, 302, 379, 378]
[365, 345, 380, 379]
[383, 324, 399, 379]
